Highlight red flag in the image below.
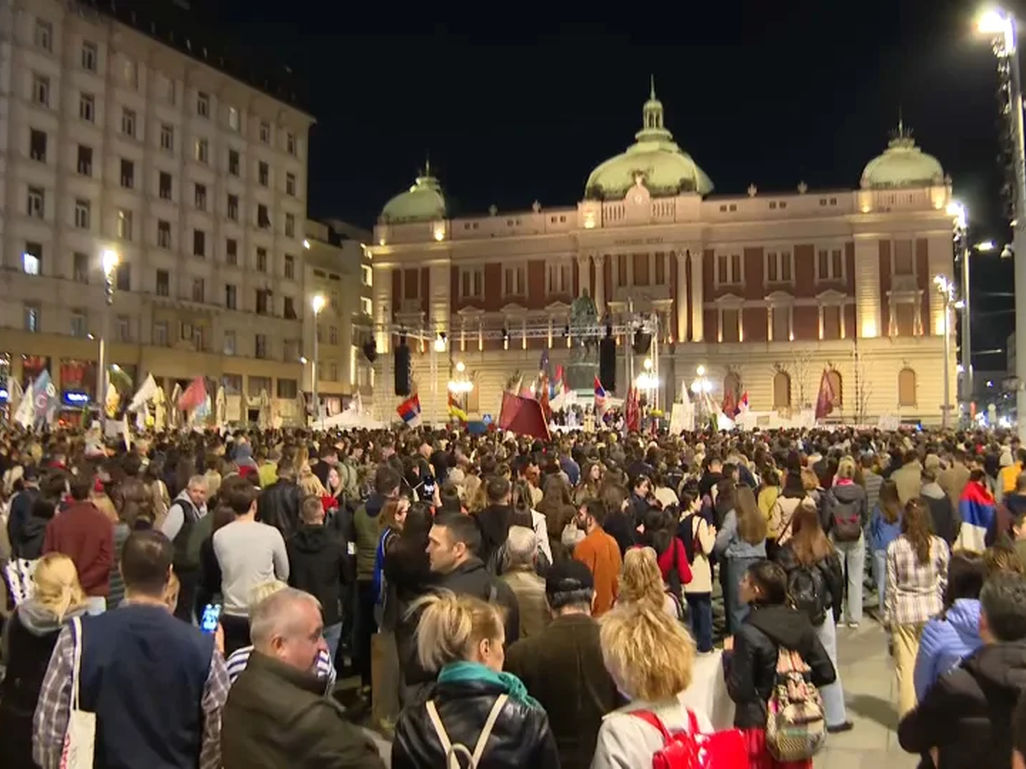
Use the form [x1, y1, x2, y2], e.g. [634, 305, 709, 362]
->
[721, 387, 738, 419]
[815, 369, 836, 420]
[178, 377, 207, 412]
[498, 391, 551, 441]
[625, 387, 641, 433]
[538, 374, 552, 422]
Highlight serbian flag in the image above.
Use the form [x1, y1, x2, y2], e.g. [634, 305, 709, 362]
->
[498, 391, 550, 441]
[594, 375, 608, 414]
[738, 391, 750, 412]
[397, 393, 422, 428]
[625, 387, 641, 433]
[815, 369, 836, 420]
[177, 377, 207, 412]
[722, 387, 738, 418]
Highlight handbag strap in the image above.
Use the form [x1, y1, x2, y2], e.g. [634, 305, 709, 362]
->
[70, 615, 83, 711]
[426, 693, 509, 769]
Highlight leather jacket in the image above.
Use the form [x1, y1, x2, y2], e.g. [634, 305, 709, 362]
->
[257, 479, 301, 539]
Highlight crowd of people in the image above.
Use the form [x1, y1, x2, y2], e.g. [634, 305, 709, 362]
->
[3, 424, 1026, 767]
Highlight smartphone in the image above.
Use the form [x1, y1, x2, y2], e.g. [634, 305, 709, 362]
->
[421, 476, 436, 500]
[200, 603, 222, 634]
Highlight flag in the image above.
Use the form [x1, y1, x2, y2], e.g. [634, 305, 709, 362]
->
[122, 413, 132, 451]
[722, 387, 738, 418]
[594, 376, 609, 414]
[105, 380, 120, 418]
[538, 374, 552, 422]
[815, 369, 836, 420]
[625, 387, 641, 433]
[8, 378, 23, 416]
[129, 373, 158, 412]
[14, 382, 33, 428]
[178, 377, 207, 412]
[448, 392, 468, 422]
[396, 394, 422, 428]
[539, 348, 550, 378]
[498, 391, 551, 441]
[738, 391, 750, 412]
[32, 370, 56, 425]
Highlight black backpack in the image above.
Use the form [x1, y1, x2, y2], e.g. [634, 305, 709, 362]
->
[787, 562, 827, 626]
[827, 490, 862, 542]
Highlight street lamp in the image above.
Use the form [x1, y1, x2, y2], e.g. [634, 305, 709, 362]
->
[98, 248, 119, 432]
[935, 274, 956, 428]
[948, 201, 975, 412]
[310, 294, 326, 424]
[978, 5, 1026, 438]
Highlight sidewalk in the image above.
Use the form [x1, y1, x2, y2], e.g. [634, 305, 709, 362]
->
[818, 620, 918, 769]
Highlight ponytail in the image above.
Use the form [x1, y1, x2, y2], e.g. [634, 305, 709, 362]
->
[412, 591, 504, 672]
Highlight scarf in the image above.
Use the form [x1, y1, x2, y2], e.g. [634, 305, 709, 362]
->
[437, 660, 541, 709]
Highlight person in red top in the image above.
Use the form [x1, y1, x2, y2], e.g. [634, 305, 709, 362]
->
[638, 508, 692, 600]
[43, 469, 113, 614]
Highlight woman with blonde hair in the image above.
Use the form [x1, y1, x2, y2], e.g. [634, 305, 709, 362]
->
[393, 592, 560, 768]
[0, 553, 88, 769]
[619, 546, 678, 618]
[714, 485, 768, 633]
[591, 599, 712, 769]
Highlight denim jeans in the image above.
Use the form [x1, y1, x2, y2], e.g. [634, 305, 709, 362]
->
[872, 549, 888, 610]
[815, 613, 848, 726]
[323, 622, 342, 663]
[833, 536, 864, 624]
[686, 593, 713, 652]
[726, 556, 761, 633]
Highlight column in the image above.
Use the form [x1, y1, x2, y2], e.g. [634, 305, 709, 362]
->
[675, 251, 688, 342]
[689, 249, 704, 342]
[593, 254, 606, 316]
[576, 254, 590, 298]
[373, 265, 392, 353]
[854, 237, 881, 338]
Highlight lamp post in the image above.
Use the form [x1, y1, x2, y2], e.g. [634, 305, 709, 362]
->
[978, 7, 1026, 438]
[311, 294, 326, 425]
[935, 274, 956, 428]
[98, 248, 119, 432]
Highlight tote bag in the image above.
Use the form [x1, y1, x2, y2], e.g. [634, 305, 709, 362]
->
[59, 616, 95, 769]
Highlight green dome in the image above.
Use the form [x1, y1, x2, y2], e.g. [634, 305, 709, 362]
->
[380, 172, 446, 224]
[585, 83, 713, 200]
[860, 128, 943, 189]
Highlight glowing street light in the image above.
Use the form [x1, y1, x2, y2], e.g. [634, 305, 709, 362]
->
[935, 274, 956, 428]
[975, 240, 997, 251]
[97, 247, 120, 431]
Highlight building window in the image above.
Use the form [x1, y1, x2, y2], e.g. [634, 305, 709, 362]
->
[195, 138, 208, 164]
[284, 296, 296, 319]
[117, 209, 133, 240]
[29, 129, 47, 161]
[24, 303, 40, 332]
[894, 302, 918, 337]
[70, 310, 87, 338]
[227, 194, 239, 221]
[361, 296, 373, 316]
[228, 149, 240, 176]
[276, 378, 297, 398]
[79, 93, 94, 122]
[73, 252, 89, 283]
[772, 371, 792, 409]
[32, 74, 50, 107]
[257, 204, 270, 229]
[458, 267, 484, 299]
[192, 278, 204, 303]
[256, 247, 268, 272]
[259, 121, 270, 143]
[285, 172, 296, 196]
[35, 19, 53, 51]
[77, 145, 92, 175]
[329, 326, 338, 344]
[157, 220, 171, 249]
[502, 265, 526, 297]
[81, 41, 97, 71]
[720, 308, 740, 343]
[284, 213, 295, 238]
[159, 171, 172, 200]
[227, 106, 239, 131]
[258, 162, 269, 186]
[225, 283, 237, 310]
[226, 239, 238, 266]
[223, 330, 236, 356]
[120, 158, 134, 189]
[770, 305, 791, 342]
[286, 132, 296, 155]
[156, 269, 169, 296]
[892, 239, 914, 276]
[716, 253, 742, 286]
[816, 248, 844, 282]
[546, 262, 572, 295]
[362, 264, 373, 288]
[160, 123, 174, 151]
[197, 91, 210, 118]
[284, 254, 295, 280]
[822, 305, 842, 339]
[255, 334, 268, 359]
[27, 186, 44, 218]
[633, 253, 650, 286]
[153, 321, 168, 346]
[194, 183, 207, 210]
[116, 315, 131, 342]
[121, 108, 136, 138]
[116, 264, 130, 291]
[74, 199, 90, 229]
[23, 243, 42, 275]
[766, 250, 793, 284]
[256, 289, 270, 314]
[193, 229, 206, 257]
[898, 367, 917, 407]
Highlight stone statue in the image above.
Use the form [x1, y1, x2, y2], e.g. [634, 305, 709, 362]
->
[569, 290, 598, 352]
[567, 290, 600, 389]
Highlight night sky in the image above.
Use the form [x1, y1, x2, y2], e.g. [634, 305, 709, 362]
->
[194, 0, 1021, 369]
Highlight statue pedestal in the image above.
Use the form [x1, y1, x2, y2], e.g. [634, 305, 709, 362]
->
[566, 360, 598, 391]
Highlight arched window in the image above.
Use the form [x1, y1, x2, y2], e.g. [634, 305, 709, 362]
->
[773, 371, 792, 409]
[723, 372, 740, 403]
[898, 367, 917, 407]
[827, 370, 842, 406]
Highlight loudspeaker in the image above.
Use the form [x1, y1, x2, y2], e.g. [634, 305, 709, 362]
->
[599, 336, 616, 392]
[394, 339, 411, 396]
[362, 340, 378, 363]
[633, 329, 652, 355]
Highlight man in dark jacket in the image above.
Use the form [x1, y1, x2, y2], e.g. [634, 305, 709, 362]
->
[900, 573, 1026, 769]
[7, 467, 40, 559]
[476, 476, 514, 571]
[222, 587, 384, 769]
[257, 464, 302, 539]
[288, 496, 345, 661]
[505, 560, 617, 769]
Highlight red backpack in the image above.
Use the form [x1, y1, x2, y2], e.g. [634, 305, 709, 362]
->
[631, 709, 747, 769]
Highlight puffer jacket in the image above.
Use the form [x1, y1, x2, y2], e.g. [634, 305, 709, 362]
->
[392, 677, 560, 769]
[900, 640, 1026, 769]
[912, 598, 982, 701]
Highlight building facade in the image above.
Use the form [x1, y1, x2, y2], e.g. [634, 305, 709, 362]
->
[369, 87, 958, 425]
[303, 218, 374, 417]
[0, 0, 314, 422]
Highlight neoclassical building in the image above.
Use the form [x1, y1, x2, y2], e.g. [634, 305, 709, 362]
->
[368, 86, 957, 425]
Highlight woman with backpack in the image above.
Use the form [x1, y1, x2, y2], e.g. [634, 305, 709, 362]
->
[725, 559, 836, 769]
[773, 499, 852, 734]
[824, 457, 868, 628]
[715, 485, 768, 633]
[392, 592, 560, 769]
[885, 497, 951, 717]
[869, 479, 903, 612]
[679, 492, 717, 653]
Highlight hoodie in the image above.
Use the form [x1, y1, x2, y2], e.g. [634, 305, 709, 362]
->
[287, 525, 344, 626]
[913, 598, 983, 701]
[354, 493, 386, 581]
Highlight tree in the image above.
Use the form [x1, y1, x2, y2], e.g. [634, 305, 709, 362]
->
[852, 345, 873, 424]
[790, 350, 814, 408]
